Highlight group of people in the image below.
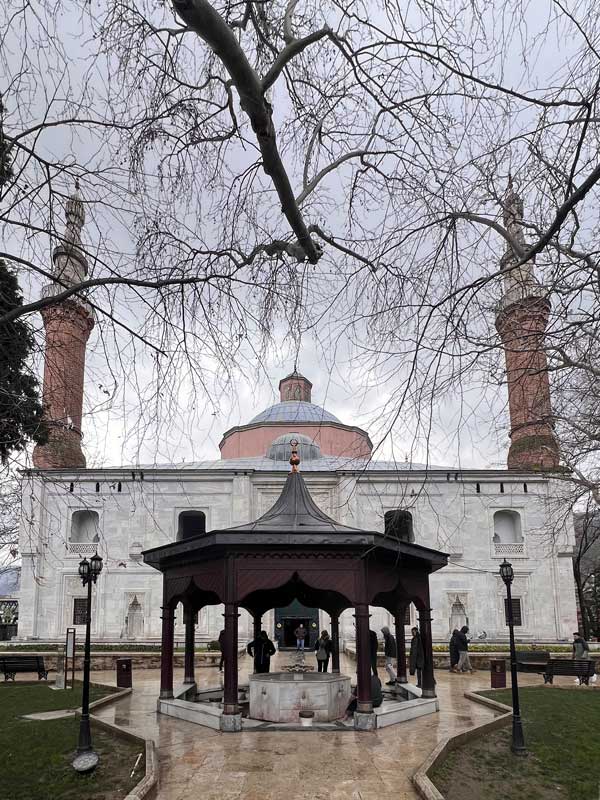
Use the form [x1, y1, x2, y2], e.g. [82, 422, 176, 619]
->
[242, 625, 335, 674]
[344, 625, 425, 720]
[373, 626, 425, 687]
[448, 626, 475, 673]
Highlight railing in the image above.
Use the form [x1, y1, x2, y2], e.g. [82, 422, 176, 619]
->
[494, 541, 525, 557]
[67, 541, 98, 555]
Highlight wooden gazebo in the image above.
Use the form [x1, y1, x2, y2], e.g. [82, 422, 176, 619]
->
[143, 444, 448, 729]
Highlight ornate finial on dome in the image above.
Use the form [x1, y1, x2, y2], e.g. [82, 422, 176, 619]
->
[289, 438, 300, 472]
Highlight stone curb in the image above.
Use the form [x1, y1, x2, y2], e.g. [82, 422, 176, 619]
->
[76, 685, 157, 799]
[89, 686, 132, 710]
[89, 714, 157, 800]
[412, 691, 512, 800]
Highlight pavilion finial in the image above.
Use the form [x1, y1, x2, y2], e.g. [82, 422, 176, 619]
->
[289, 438, 300, 472]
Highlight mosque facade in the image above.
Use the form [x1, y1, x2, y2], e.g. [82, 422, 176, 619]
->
[16, 187, 579, 646]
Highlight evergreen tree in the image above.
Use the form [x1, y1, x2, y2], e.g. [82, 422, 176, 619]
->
[0, 260, 47, 462]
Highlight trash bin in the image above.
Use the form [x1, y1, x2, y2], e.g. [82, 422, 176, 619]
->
[116, 657, 132, 688]
[490, 658, 506, 689]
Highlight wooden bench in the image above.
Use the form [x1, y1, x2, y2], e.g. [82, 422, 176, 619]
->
[543, 659, 596, 685]
[0, 655, 49, 681]
[515, 650, 549, 673]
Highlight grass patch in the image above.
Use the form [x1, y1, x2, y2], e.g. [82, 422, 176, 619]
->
[430, 687, 600, 800]
[0, 682, 144, 800]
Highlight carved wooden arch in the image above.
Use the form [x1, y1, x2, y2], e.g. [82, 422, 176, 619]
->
[239, 569, 354, 615]
[235, 553, 360, 605]
[165, 575, 221, 610]
[369, 567, 432, 613]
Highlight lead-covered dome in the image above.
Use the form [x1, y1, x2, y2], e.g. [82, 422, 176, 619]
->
[267, 432, 322, 461]
[250, 401, 340, 425]
[219, 371, 372, 460]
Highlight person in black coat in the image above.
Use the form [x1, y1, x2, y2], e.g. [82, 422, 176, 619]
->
[449, 629, 460, 672]
[247, 630, 276, 673]
[455, 625, 474, 673]
[314, 630, 334, 672]
[344, 674, 383, 720]
[218, 629, 226, 671]
[409, 627, 424, 688]
[381, 626, 397, 685]
[369, 630, 379, 677]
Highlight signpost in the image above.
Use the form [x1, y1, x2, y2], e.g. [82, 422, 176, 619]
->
[65, 627, 76, 689]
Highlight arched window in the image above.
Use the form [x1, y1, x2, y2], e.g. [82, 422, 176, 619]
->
[70, 510, 100, 543]
[493, 510, 522, 544]
[177, 510, 206, 541]
[384, 510, 414, 542]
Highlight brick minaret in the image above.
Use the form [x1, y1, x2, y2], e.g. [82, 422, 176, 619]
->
[33, 187, 94, 469]
[278, 370, 312, 402]
[495, 180, 559, 470]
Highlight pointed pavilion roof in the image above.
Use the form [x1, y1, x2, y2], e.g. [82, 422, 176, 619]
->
[143, 440, 448, 573]
[224, 468, 364, 534]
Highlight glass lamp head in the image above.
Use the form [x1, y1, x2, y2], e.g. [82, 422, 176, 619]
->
[499, 558, 514, 585]
[90, 552, 103, 580]
[78, 558, 90, 582]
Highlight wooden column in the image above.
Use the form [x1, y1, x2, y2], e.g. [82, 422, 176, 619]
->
[354, 604, 372, 712]
[419, 605, 436, 698]
[394, 608, 408, 684]
[223, 602, 239, 714]
[159, 601, 175, 699]
[330, 613, 341, 674]
[252, 612, 261, 673]
[183, 607, 196, 684]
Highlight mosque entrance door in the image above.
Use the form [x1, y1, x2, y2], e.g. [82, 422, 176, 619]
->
[274, 600, 319, 650]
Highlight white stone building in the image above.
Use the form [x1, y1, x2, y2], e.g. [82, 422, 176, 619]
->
[17, 376, 578, 645]
[17, 186, 579, 647]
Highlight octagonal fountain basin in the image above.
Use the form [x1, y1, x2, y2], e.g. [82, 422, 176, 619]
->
[249, 671, 351, 723]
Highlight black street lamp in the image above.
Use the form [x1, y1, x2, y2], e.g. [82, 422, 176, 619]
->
[72, 552, 103, 773]
[499, 558, 527, 756]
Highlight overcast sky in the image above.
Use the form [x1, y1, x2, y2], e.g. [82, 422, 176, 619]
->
[4, 0, 586, 474]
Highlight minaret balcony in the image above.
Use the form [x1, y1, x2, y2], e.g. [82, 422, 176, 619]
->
[41, 282, 94, 316]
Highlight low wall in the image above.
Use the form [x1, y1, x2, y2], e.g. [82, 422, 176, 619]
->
[1, 650, 224, 672]
[343, 645, 591, 671]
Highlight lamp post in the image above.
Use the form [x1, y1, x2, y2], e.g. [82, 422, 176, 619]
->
[72, 552, 103, 773]
[499, 558, 527, 756]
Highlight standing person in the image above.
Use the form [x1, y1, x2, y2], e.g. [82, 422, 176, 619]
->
[218, 628, 226, 672]
[381, 626, 397, 685]
[449, 629, 460, 673]
[247, 630, 276, 673]
[409, 627, 424, 688]
[369, 630, 379, 677]
[572, 631, 591, 659]
[314, 630, 333, 673]
[456, 625, 474, 673]
[295, 623, 307, 651]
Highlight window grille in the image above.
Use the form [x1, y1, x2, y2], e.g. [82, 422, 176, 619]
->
[73, 597, 88, 626]
[504, 598, 522, 626]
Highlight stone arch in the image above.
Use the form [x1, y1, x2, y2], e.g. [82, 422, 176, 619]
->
[126, 595, 144, 640]
[493, 510, 522, 543]
[384, 509, 414, 542]
[177, 510, 206, 541]
[70, 510, 99, 543]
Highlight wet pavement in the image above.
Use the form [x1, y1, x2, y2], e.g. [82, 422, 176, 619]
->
[88, 653, 547, 800]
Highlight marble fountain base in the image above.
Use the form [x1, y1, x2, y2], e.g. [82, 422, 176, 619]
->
[248, 671, 351, 723]
[156, 676, 438, 731]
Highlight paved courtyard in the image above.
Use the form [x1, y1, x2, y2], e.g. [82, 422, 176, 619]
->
[86, 653, 559, 800]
